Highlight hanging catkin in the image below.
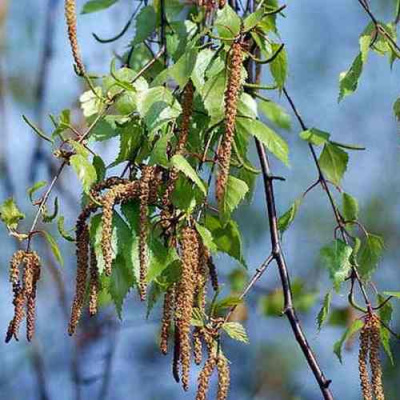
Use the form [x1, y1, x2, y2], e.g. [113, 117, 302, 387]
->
[5, 284, 25, 343]
[195, 356, 217, 400]
[193, 327, 203, 365]
[88, 246, 99, 316]
[160, 287, 174, 355]
[370, 315, 385, 400]
[138, 166, 154, 301]
[359, 318, 373, 400]
[216, 41, 243, 203]
[216, 357, 230, 400]
[177, 226, 199, 391]
[25, 253, 41, 342]
[65, 0, 85, 75]
[68, 217, 89, 336]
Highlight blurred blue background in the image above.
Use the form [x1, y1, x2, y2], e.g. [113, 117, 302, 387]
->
[0, 1, 399, 399]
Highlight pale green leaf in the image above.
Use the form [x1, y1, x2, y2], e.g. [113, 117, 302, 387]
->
[378, 294, 394, 365]
[317, 292, 332, 331]
[334, 319, 364, 363]
[300, 128, 330, 146]
[215, 4, 241, 39]
[222, 322, 249, 344]
[278, 198, 302, 233]
[195, 223, 218, 253]
[82, 0, 118, 14]
[270, 43, 288, 90]
[70, 154, 97, 194]
[342, 193, 359, 221]
[338, 53, 363, 102]
[42, 231, 64, 266]
[219, 176, 249, 224]
[27, 181, 47, 203]
[258, 100, 291, 130]
[319, 143, 348, 186]
[358, 234, 384, 281]
[0, 198, 25, 230]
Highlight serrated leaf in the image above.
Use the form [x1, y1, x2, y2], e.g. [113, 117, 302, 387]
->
[70, 154, 97, 194]
[300, 128, 330, 146]
[270, 43, 288, 90]
[342, 193, 359, 221]
[258, 100, 291, 130]
[204, 215, 246, 267]
[333, 319, 364, 363]
[237, 117, 289, 165]
[81, 0, 118, 14]
[0, 198, 25, 230]
[215, 4, 241, 39]
[219, 176, 248, 224]
[170, 154, 207, 195]
[202, 69, 227, 125]
[378, 293, 394, 365]
[338, 53, 363, 102]
[319, 143, 348, 186]
[320, 240, 352, 291]
[57, 216, 75, 242]
[27, 181, 47, 203]
[133, 6, 157, 45]
[317, 292, 332, 331]
[243, 8, 265, 32]
[358, 234, 384, 281]
[278, 198, 302, 233]
[222, 322, 249, 344]
[168, 47, 197, 87]
[195, 223, 218, 253]
[149, 133, 171, 168]
[214, 296, 242, 312]
[42, 231, 63, 266]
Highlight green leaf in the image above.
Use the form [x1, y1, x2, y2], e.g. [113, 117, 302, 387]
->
[195, 223, 218, 253]
[0, 198, 25, 230]
[319, 143, 348, 186]
[51, 109, 71, 139]
[278, 198, 302, 233]
[222, 322, 249, 344]
[338, 53, 363, 102]
[237, 117, 289, 165]
[300, 128, 330, 146]
[320, 240, 352, 291]
[243, 8, 265, 32]
[43, 197, 59, 223]
[378, 294, 394, 365]
[93, 155, 106, 183]
[215, 5, 241, 39]
[42, 231, 63, 266]
[70, 154, 97, 194]
[383, 291, 400, 298]
[137, 86, 182, 132]
[214, 296, 242, 313]
[27, 181, 47, 203]
[147, 240, 179, 283]
[57, 216, 75, 242]
[270, 43, 288, 90]
[23, 115, 54, 144]
[133, 6, 157, 45]
[80, 88, 103, 117]
[202, 69, 227, 125]
[170, 154, 207, 195]
[358, 234, 384, 281]
[168, 47, 197, 87]
[81, 0, 118, 14]
[394, 98, 400, 121]
[317, 292, 332, 331]
[204, 215, 246, 267]
[342, 193, 359, 221]
[219, 176, 249, 224]
[258, 100, 291, 130]
[149, 134, 171, 168]
[333, 319, 364, 363]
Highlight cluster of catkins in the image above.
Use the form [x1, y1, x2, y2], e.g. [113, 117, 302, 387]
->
[6, 250, 41, 342]
[359, 314, 385, 400]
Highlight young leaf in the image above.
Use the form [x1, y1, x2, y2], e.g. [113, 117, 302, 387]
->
[258, 100, 291, 130]
[342, 193, 359, 221]
[42, 231, 64, 266]
[170, 155, 207, 195]
[0, 198, 25, 230]
[57, 216, 75, 242]
[195, 223, 218, 253]
[383, 291, 400, 298]
[222, 322, 249, 344]
[28, 181, 47, 203]
[333, 319, 364, 363]
[358, 234, 384, 281]
[338, 53, 363, 102]
[219, 176, 249, 224]
[317, 292, 332, 331]
[378, 294, 394, 365]
[278, 198, 302, 233]
[70, 154, 97, 194]
[215, 4, 241, 39]
[300, 128, 330, 146]
[320, 240, 352, 292]
[204, 215, 246, 267]
[81, 0, 118, 14]
[270, 43, 288, 90]
[319, 143, 348, 186]
[237, 117, 289, 166]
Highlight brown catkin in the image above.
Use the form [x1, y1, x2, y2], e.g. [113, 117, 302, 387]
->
[208, 257, 219, 292]
[193, 327, 203, 365]
[9, 250, 25, 285]
[88, 246, 99, 316]
[219, 0, 226, 8]
[68, 218, 89, 336]
[160, 287, 174, 355]
[216, 357, 230, 400]
[173, 322, 181, 383]
[101, 189, 116, 277]
[370, 315, 385, 400]
[216, 41, 243, 203]
[65, 0, 85, 75]
[177, 226, 199, 391]
[196, 356, 217, 400]
[196, 240, 209, 311]
[26, 295, 36, 342]
[138, 166, 154, 301]
[5, 284, 25, 343]
[26, 252, 41, 341]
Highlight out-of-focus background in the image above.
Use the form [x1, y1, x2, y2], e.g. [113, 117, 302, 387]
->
[0, 1, 399, 399]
